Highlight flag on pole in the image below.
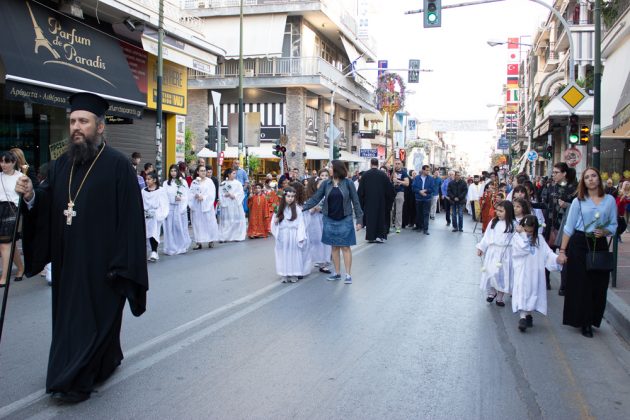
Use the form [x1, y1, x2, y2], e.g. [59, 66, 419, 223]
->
[507, 64, 519, 75]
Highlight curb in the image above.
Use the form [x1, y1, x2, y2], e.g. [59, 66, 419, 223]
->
[605, 290, 630, 344]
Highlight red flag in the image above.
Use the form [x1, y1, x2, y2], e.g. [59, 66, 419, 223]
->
[507, 64, 519, 75]
[508, 38, 519, 49]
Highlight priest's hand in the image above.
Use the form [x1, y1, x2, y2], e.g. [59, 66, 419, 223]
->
[15, 175, 34, 201]
[355, 223, 362, 231]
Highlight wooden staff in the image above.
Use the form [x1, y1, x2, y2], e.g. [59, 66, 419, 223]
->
[0, 164, 29, 344]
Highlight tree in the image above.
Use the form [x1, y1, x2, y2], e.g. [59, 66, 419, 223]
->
[184, 127, 196, 164]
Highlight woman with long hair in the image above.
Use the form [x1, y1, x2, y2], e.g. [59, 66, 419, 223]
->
[557, 167, 617, 338]
[0, 151, 25, 286]
[302, 161, 363, 284]
[162, 163, 191, 255]
[189, 165, 219, 249]
[9, 147, 38, 186]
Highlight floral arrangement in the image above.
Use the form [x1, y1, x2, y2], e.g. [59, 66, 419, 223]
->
[584, 211, 610, 260]
[375, 72, 406, 112]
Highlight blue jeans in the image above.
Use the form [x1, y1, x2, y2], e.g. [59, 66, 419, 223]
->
[451, 202, 464, 230]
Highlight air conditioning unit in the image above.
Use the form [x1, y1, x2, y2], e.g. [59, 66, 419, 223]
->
[244, 69, 255, 77]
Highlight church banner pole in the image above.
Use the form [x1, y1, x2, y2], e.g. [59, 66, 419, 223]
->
[0, 165, 29, 344]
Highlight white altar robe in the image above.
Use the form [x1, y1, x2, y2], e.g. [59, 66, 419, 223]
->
[189, 177, 219, 243]
[162, 179, 191, 255]
[219, 179, 246, 242]
[271, 207, 311, 277]
[141, 187, 169, 242]
[476, 220, 515, 293]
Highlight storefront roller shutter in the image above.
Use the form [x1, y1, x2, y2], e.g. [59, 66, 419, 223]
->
[106, 111, 157, 167]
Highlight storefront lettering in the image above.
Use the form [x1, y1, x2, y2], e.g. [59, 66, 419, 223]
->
[48, 18, 90, 46]
[44, 17, 107, 71]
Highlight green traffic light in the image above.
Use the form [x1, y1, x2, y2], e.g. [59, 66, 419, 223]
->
[427, 13, 437, 23]
[569, 134, 579, 144]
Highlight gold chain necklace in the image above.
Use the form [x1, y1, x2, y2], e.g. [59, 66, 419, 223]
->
[64, 144, 106, 225]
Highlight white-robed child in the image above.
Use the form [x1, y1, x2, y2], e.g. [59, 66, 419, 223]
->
[476, 200, 516, 307]
[219, 168, 247, 242]
[303, 171, 332, 273]
[162, 164, 191, 255]
[189, 165, 219, 249]
[142, 172, 170, 262]
[512, 215, 563, 332]
[513, 198, 531, 225]
[270, 186, 310, 283]
[513, 185, 545, 234]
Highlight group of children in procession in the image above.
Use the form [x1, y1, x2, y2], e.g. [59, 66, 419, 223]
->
[477, 191, 564, 332]
[140, 164, 334, 284]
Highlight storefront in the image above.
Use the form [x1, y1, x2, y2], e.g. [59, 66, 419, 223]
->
[0, 0, 145, 169]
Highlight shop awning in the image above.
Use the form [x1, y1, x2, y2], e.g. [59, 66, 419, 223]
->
[613, 72, 630, 130]
[305, 145, 329, 160]
[0, 0, 145, 118]
[363, 112, 384, 122]
[200, 15, 287, 59]
[340, 36, 369, 82]
[221, 144, 280, 159]
[339, 151, 365, 163]
[141, 29, 217, 75]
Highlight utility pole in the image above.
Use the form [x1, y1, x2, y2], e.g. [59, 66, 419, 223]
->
[592, 0, 602, 170]
[155, 0, 164, 178]
[238, 0, 244, 165]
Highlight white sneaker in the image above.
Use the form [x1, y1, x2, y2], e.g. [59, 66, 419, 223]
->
[149, 251, 158, 262]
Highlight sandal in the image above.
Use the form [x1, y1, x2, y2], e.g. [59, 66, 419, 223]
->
[486, 293, 497, 303]
[496, 300, 505, 307]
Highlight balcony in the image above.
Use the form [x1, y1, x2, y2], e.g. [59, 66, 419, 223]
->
[543, 42, 559, 72]
[189, 56, 376, 108]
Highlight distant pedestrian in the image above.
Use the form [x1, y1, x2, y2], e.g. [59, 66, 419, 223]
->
[441, 171, 454, 226]
[271, 186, 310, 283]
[430, 169, 441, 219]
[402, 170, 417, 228]
[412, 165, 435, 235]
[358, 158, 395, 243]
[512, 215, 563, 332]
[247, 183, 270, 239]
[391, 159, 409, 234]
[447, 171, 468, 232]
[303, 160, 363, 284]
[477, 200, 516, 307]
[467, 175, 483, 222]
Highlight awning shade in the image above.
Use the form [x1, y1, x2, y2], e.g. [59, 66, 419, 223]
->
[200, 15, 287, 59]
[0, 0, 145, 118]
[142, 29, 217, 75]
[340, 35, 370, 84]
[340, 151, 365, 163]
[613, 72, 630, 130]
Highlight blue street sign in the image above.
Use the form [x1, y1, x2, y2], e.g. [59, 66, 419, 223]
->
[527, 150, 539, 162]
[377, 60, 388, 79]
[360, 149, 378, 157]
[497, 135, 509, 150]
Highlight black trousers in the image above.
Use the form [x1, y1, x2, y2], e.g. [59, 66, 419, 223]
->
[149, 238, 158, 252]
[443, 198, 451, 223]
[415, 200, 431, 232]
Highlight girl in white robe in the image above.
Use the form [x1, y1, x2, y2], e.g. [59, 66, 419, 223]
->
[512, 215, 563, 332]
[162, 164, 191, 255]
[189, 165, 219, 249]
[270, 186, 309, 283]
[304, 175, 332, 272]
[476, 200, 516, 306]
[142, 172, 169, 262]
[219, 169, 247, 242]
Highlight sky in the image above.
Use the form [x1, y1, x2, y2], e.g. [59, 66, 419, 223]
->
[369, 0, 552, 121]
[368, 0, 552, 173]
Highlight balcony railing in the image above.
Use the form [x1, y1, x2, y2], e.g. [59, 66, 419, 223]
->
[603, 0, 630, 33]
[189, 56, 375, 105]
[181, 0, 317, 9]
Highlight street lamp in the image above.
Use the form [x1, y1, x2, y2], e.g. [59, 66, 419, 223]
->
[486, 40, 532, 47]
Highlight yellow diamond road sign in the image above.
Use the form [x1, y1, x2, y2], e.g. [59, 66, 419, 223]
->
[560, 82, 588, 112]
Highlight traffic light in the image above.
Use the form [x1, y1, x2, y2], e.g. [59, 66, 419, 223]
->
[333, 145, 341, 160]
[423, 0, 441, 28]
[568, 114, 579, 145]
[545, 144, 553, 159]
[273, 144, 286, 157]
[580, 125, 590, 144]
[204, 126, 218, 150]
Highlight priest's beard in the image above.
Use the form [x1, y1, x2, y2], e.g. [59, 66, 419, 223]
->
[67, 132, 102, 164]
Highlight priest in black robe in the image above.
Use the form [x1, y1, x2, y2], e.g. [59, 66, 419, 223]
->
[16, 92, 148, 404]
[358, 158, 395, 242]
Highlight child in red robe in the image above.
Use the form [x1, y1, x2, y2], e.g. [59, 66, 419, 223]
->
[247, 183, 270, 238]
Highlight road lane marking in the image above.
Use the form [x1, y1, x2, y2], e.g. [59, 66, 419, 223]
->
[1, 243, 375, 418]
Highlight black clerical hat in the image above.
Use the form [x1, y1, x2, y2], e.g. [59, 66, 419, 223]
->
[68, 92, 110, 117]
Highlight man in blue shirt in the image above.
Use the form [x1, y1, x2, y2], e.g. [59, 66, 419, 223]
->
[412, 165, 435, 235]
[232, 160, 249, 186]
[391, 159, 409, 234]
[441, 170, 454, 226]
[430, 169, 442, 220]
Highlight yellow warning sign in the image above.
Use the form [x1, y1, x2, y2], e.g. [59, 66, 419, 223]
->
[561, 84, 587, 110]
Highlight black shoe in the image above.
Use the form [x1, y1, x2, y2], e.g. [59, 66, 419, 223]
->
[518, 318, 527, 332]
[14, 275, 23, 282]
[452, 228, 458, 232]
[486, 293, 497, 303]
[526, 315, 533, 328]
[297, 276, 304, 280]
[496, 300, 505, 307]
[193, 243, 202, 250]
[319, 267, 331, 274]
[423, 231, 430, 235]
[558, 289, 565, 296]
[446, 222, 451, 226]
[581, 325, 593, 338]
[458, 229, 463, 232]
[51, 391, 90, 404]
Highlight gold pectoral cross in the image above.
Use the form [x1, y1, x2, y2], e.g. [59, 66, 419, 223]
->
[64, 202, 76, 226]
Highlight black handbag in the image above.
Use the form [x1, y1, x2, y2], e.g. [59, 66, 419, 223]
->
[579, 202, 614, 272]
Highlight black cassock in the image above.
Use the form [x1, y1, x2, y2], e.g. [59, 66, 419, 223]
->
[358, 168, 395, 241]
[22, 144, 148, 395]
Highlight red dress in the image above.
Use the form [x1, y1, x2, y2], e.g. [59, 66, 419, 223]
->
[479, 190, 500, 233]
[247, 194, 270, 238]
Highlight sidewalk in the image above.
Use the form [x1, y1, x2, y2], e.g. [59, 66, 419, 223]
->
[605, 230, 630, 343]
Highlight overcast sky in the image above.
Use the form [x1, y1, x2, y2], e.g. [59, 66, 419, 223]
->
[370, 0, 551, 122]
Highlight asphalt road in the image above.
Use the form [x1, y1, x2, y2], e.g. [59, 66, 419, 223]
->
[1, 213, 629, 419]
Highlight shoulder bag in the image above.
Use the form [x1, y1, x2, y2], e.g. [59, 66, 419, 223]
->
[579, 201, 614, 272]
